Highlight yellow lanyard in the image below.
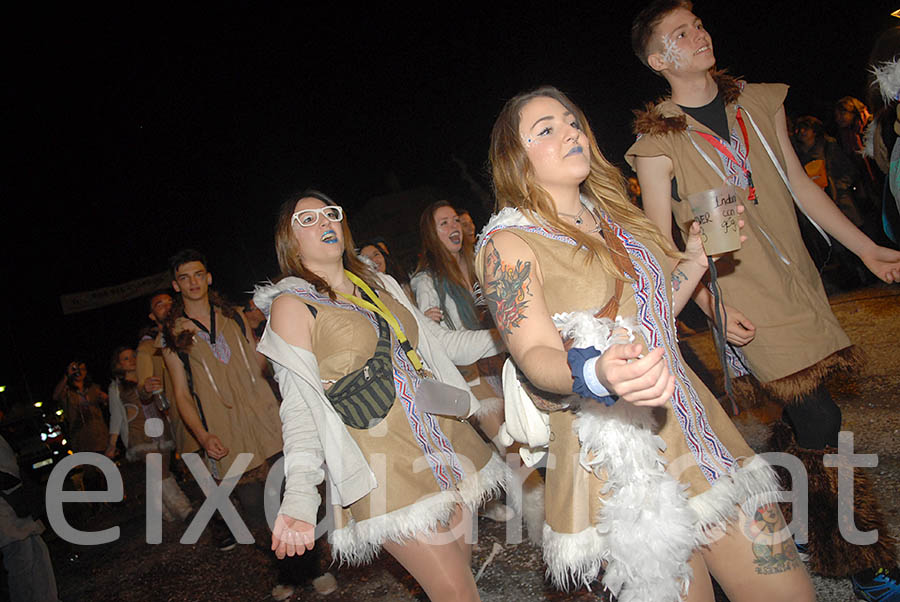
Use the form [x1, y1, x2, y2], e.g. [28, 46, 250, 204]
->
[336, 271, 424, 373]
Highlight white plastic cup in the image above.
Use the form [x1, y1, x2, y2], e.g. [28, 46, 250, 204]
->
[686, 183, 741, 255]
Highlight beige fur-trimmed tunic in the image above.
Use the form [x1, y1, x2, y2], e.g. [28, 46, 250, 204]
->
[474, 211, 778, 598]
[304, 291, 493, 525]
[626, 76, 857, 401]
[625, 76, 857, 401]
[270, 282, 502, 565]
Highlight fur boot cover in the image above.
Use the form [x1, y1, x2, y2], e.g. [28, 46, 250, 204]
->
[540, 310, 780, 602]
[778, 445, 897, 576]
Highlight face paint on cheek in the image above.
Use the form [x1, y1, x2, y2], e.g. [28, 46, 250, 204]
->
[661, 34, 687, 70]
[523, 136, 536, 148]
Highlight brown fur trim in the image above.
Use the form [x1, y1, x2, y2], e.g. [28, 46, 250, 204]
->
[761, 346, 865, 404]
[778, 445, 897, 576]
[631, 69, 745, 136]
[711, 69, 743, 105]
[632, 102, 688, 136]
[767, 419, 795, 452]
[731, 374, 767, 410]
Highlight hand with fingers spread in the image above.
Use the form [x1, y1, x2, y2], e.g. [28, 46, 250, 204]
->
[595, 344, 675, 407]
[272, 514, 316, 559]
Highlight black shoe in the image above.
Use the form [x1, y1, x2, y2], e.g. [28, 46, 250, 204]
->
[217, 533, 237, 552]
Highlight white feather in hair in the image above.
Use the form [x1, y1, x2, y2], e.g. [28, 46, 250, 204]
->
[872, 58, 900, 103]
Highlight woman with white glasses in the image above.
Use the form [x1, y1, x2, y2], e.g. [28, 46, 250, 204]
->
[253, 190, 506, 602]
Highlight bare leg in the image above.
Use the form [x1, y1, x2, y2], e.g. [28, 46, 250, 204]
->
[382, 505, 479, 602]
[449, 503, 474, 566]
[701, 504, 815, 602]
[683, 551, 714, 602]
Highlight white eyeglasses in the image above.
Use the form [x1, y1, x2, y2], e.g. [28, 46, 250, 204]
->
[291, 205, 344, 228]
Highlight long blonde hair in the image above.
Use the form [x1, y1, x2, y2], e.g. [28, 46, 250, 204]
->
[274, 190, 379, 299]
[489, 86, 677, 278]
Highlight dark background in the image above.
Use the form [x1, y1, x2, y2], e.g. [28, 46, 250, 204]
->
[3, 2, 897, 409]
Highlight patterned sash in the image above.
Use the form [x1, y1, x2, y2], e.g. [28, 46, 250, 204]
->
[285, 286, 465, 490]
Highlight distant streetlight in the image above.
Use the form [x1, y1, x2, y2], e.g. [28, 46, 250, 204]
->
[33, 401, 42, 408]
[0, 385, 6, 393]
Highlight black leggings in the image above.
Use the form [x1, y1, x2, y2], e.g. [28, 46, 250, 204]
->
[781, 383, 842, 449]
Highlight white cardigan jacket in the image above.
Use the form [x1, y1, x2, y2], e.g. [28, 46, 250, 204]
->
[253, 273, 502, 524]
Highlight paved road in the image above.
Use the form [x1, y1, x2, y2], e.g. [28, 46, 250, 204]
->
[47, 285, 899, 602]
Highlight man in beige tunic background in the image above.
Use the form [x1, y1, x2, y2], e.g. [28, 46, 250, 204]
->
[625, 0, 900, 596]
[161, 250, 283, 552]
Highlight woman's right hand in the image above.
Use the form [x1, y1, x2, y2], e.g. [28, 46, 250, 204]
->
[271, 514, 315, 559]
[595, 344, 675, 407]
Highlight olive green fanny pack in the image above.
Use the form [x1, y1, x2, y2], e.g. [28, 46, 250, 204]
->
[305, 301, 395, 430]
[325, 311, 396, 429]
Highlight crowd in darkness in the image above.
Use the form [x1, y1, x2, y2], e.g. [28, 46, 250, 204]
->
[3, 3, 900, 601]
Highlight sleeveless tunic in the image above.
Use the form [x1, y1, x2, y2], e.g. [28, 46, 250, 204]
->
[173, 308, 283, 477]
[626, 80, 857, 400]
[281, 283, 499, 564]
[475, 209, 778, 600]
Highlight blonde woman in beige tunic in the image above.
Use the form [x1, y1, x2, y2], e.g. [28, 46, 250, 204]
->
[258, 191, 506, 602]
[476, 86, 813, 602]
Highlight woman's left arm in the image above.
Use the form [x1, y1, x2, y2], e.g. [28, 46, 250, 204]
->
[670, 222, 710, 315]
[775, 106, 900, 282]
[381, 273, 503, 363]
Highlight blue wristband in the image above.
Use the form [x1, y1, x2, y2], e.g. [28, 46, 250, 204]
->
[567, 347, 618, 406]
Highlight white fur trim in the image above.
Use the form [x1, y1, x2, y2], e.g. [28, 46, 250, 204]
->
[125, 439, 175, 462]
[476, 207, 543, 253]
[542, 523, 608, 592]
[253, 277, 316, 315]
[472, 395, 502, 419]
[521, 474, 545, 546]
[329, 453, 508, 565]
[864, 120, 878, 159]
[690, 456, 781, 542]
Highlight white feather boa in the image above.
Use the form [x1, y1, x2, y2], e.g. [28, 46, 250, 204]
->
[544, 311, 779, 601]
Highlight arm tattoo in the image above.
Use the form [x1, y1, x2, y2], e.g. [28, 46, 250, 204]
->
[749, 502, 803, 575]
[482, 239, 533, 336]
[672, 268, 688, 292]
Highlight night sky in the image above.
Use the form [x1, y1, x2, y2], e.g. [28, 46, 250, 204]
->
[4, 2, 897, 405]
